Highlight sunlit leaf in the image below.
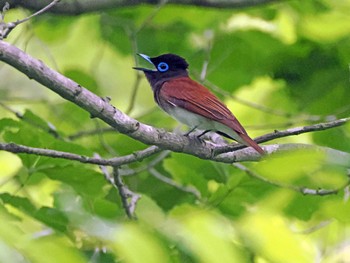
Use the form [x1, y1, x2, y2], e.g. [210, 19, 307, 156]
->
[113, 223, 171, 263]
[239, 210, 315, 262]
[170, 207, 249, 263]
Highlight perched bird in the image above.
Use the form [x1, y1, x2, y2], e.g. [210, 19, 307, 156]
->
[133, 53, 264, 154]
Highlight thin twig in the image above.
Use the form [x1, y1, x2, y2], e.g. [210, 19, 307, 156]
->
[14, 0, 60, 25]
[0, 142, 163, 166]
[68, 127, 116, 140]
[68, 108, 159, 140]
[125, 72, 142, 115]
[94, 153, 113, 184]
[0, 0, 60, 39]
[295, 220, 333, 235]
[94, 120, 118, 156]
[203, 79, 292, 118]
[119, 150, 170, 176]
[215, 117, 350, 154]
[126, 0, 167, 114]
[96, 154, 140, 219]
[149, 167, 201, 198]
[233, 163, 341, 196]
[135, 0, 168, 34]
[199, 30, 214, 83]
[113, 167, 140, 219]
[0, 101, 60, 138]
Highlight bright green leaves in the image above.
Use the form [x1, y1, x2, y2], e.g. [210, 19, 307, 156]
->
[256, 149, 348, 187]
[114, 223, 171, 263]
[1, 0, 350, 262]
[163, 153, 220, 197]
[301, 11, 350, 42]
[171, 208, 248, 263]
[0, 209, 86, 263]
[239, 210, 315, 263]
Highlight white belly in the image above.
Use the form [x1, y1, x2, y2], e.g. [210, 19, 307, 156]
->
[166, 106, 244, 143]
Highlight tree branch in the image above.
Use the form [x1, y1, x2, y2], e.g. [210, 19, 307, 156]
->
[0, 142, 162, 166]
[1, 41, 349, 164]
[112, 167, 140, 219]
[0, 40, 258, 162]
[149, 167, 201, 198]
[215, 117, 350, 154]
[0, 0, 281, 15]
[1, 141, 350, 169]
[0, 0, 59, 39]
[233, 163, 347, 196]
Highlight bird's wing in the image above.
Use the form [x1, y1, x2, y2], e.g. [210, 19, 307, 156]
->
[160, 77, 248, 135]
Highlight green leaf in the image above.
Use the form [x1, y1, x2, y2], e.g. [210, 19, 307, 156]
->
[239, 210, 315, 262]
[35, 207, 69, 232]
[113, 223, 171, 263]
[255, 149, 348, 188]
[42, 165, 106, 198]
[64, 69, 101, 95]
[0, 118, 20, 133]
[163, 153, 226, 197]
[321, 198, 350, 223]
[0, 193, 36, 215]
[170, 207, 249, 262]
[22, 109, 56, 134]
[283, 194, 322, 221]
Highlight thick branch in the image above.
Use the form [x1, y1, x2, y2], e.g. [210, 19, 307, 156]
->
[0, 41, 349, 163]
[0, 0, 280, 15]
[0, 40, 258, 162]
[1, 142, 350, 167]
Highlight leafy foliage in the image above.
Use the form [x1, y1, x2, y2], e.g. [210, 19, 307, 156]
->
[0, 1, 350, 262]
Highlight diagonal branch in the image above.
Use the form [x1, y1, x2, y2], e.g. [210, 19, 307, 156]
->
[1, 40, 350, 164]
[0, 40, 246, 161]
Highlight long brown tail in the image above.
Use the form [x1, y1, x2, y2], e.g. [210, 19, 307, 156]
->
[239, 133, 265, 155]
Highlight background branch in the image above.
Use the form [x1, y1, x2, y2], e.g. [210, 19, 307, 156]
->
[215, 117, 350, 154]
[113, 167, 140, 219]
[0, 0, 59, 39]
[149, 167, 201, 198]
[1, 41, 349, 164]
[233, 163, 346, 196]
[0, 142, 162, 166]
[0, 0, 280, 15]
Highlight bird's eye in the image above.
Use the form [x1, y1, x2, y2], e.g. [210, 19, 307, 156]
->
[157, 62, 169, 72]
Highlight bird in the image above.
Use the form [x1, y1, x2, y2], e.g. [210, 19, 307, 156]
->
[133, 53, 264, 154]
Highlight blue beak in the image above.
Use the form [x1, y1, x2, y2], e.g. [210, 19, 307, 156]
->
[133, 53, 155, 72]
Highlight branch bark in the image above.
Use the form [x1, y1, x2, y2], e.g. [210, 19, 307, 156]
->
[113, 167, 140, 219]
[0, 142, 162, 166]
[0, 40, 349, 164]
[215, 117, 350, 154]
[0, 40, 260, 162]
[0, 0, 281, 15]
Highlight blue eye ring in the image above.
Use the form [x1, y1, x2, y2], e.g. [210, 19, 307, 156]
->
[157, 62, 169, 72]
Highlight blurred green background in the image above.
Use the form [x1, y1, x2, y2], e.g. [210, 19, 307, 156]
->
[0, 0, 350, 262]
